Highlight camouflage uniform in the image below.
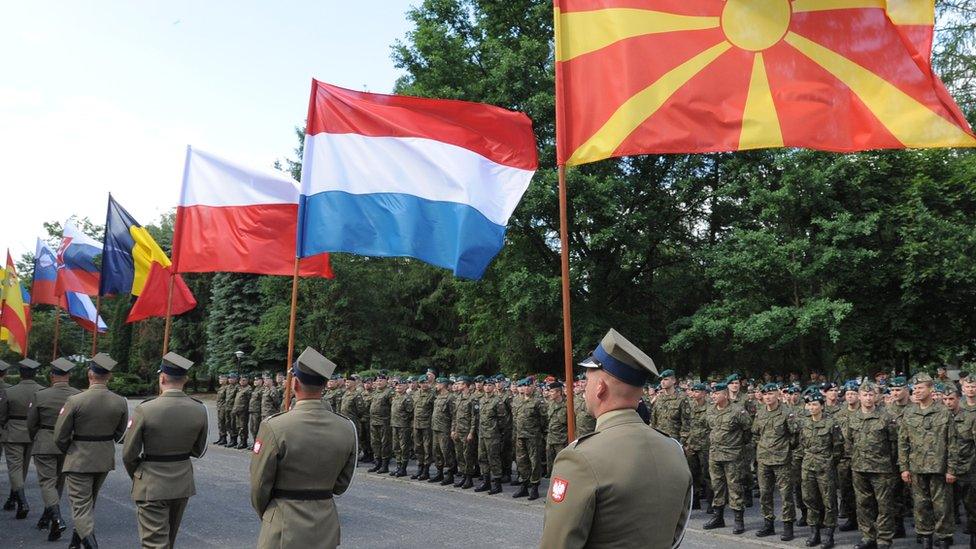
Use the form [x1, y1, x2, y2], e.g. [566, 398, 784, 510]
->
[232, 382, 252, 446]
[452, 392, 478, 478]
[753, 403, 798, 523]
[545, 399, 568, 476]
[390, 391, 414, 471]
[338, 388, 367, 453]
[684, 399, 711, 507]
[833, 404, 860, 522]
[260, 384, 280, 420]
[651, 390, 690, 443]
[477, 393, 507, 479]
[368, 387, 394, 467]
[886, 401, 913, 524]
[513, 393, 547, 485]
[573, 395, 596, 439]
[953, 405, 976, 535]
[798, 414, 844, 528]
[731, 392, 757, 501]
[215, 381, 230, 442]
[431, 391, 456, 475]
[248, 383, 263, 444]
[411, 387, 435, 473]
[707, 403, 753, 511]
[846, 408, 899, 547]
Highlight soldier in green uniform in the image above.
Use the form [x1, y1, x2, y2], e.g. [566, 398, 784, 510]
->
[367, 375, 393, 474]
[55, 353, 128, 548]
[798, 390, 844, 548]
[540, 329, 691, 548]
[703, 380, 753, 535]
[389, 379, 413, 478]
[499, 376, 515, 484]
[1, 358, 45, 520]
[836, 380, 862, 532]
[430, 377, 456, 485]
[214, 374, 229, 446]
[261, 374, 280, 420]
[451, 377, 478, 489]
[886, 375, 913, 538]
[27, 358, 80, 541]
[247, 375, 264, 451]
[232, 374, 253, 450]
[898, 373, 963, 548]
[122, 352, 209, 549]
[512, 379, 547, 499]
[476, 378, 507, 494]
[249, 348, 357, 549]
[545, 381, 568, 487]
[274, 373, 286, 413]
[684, 382, 712, 512]
[753, 382, 799, 541]
[222, 373, 239, 447]
[573, 381, 596, 439]
[411, 376, 435, 481]
[944, 386, 976, 547]
[846, 381, 898, 549]
[338, 377, 366, 461]
[728, 373, 757, 509]
[651, 369, 689, 444]
[785, 385, 808, 526]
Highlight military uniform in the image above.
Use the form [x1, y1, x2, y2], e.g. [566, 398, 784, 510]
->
[476, 387, 507, 494]
[706, 400, 752, 513]
[545, 393, 568, 481]
[222, 376, 239, 447]
[953, 403, 976, 542]
[651, 384, 690, 443]
[411, 384, 435, 480]
[261, 380, 281, 420]
[753, 393, 799, 538]
[389, 387, 413, 477]
[214, 376, 230, 445]
[55, 353, 129, 546]
[684, 390, 711, 511]
[846, 402, 899, 547]
[513, 384, 547, 496]
[834, 400, 860, 529]
[367, 383, 393, 473]
[430, 382, 456, 484]
[573, 393, 596, 438]
[122, 352, 208, 549]
[232, 379, 253, 449]
[248, 380, 264, 449]
[798, 399, 843, 546]
[2, 359, 45, 519]
[452, 385, 478, 488]
[338, 385, 367, 457]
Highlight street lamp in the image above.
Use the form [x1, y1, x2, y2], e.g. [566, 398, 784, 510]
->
[234, 350, 244, 372]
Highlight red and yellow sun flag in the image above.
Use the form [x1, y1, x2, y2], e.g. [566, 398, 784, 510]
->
[554, 0, 976, 166]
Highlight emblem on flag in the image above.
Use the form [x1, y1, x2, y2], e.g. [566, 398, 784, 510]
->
[253, 440, 262, 454]
[550, 477, 569, 503]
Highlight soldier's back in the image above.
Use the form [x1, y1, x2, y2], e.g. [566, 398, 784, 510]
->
[29, 382, 80, 454]
[56, 385, 128, 473]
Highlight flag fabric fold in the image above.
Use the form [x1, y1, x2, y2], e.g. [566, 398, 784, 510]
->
[57, 221, 102, 295]
[173, 146, 333, 278]
[101, 194, 172, 296]
[1, 252, 29, 356]
[126, 262, 197, 324]
[297, 81, 538, 280]
[32, 238, 60, 306]
[62, 292, 107, 333]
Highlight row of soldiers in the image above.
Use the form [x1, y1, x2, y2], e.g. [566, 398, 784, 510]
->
[648, 369, 976, 549]
[213, 372, 286, 450]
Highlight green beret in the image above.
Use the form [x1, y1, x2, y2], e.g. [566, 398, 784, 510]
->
[761, 383, 779, 393]
[691, 382, 707, 391]
[713, 381, 729, 391]
[474, 375, 485, 382]
[725, 373, 741, 382]
[435, 377, 449, 384]
[659, 369, 675, 378]
[888, 376, 907, 387]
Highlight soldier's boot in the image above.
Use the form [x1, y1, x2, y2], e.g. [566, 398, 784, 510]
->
[936, 538, 952, 549]
[411, 464, 423, 480]
[733, 509, 745, 535]
[394, 463, 408, 477]
[692, 497, 701, 510]
[921, 535, 933, 549]
[839, 514, 858, 532]
[428, 468, 443, 483]
[81, 532, 98, 549]
[68, 530, 82, 549]
[797, 506, 808, 527]
[705, 499, 714, 515]
[853, 540, 877, 549]
[489, 478, 502, 495]
[474, 474, 491, 492]
[969, 534, 975, 549]
[214, 434, 227, 446]
[378, 459, 391, 474]
[510, 475, 522, 486]
[36, 506, 51, 529]
[367, 458, 382, 473]
[235, 438, 249, 450]
[756, 518, 776, 537]
[461, 475, 474, 489]
[702, 506, 725, 530]
[527, 483, 540, 501]
[48, 506, 66, 542]
[225, 436, 237, 448]
[3, 489, 16, 511]
[453, 474, 465, 488]
[894, 517, 906, 539]
[500, 469, 512, 484]
[361, 453, 374, 464]
[247, 443, 254, 451]
[805, 526, 821, 547]
[418, 465, 431, 481]
[14, 489, 29, 519]
[512, 481, 529, 498]
[440, 471, 454, 486]
[821, 527, 835, 549]
[780, 521, 794, 542]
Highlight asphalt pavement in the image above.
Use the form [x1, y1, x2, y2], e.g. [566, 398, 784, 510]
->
[0, 398, 934, 547]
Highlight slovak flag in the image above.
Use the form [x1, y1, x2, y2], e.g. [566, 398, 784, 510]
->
[297, 81, 538, 280]
[57, 221, 102, 296]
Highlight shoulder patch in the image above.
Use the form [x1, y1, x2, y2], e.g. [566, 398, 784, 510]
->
[550, 476, 569, 503]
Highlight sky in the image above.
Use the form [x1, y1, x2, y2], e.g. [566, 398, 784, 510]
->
[0, 0, 415, 259]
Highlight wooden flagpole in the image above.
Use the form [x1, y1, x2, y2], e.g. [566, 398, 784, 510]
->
[51, 305, 61, 360]
[281, 257, 301, 412]
[161, 272, 175, 355]
[558, 165, 576, 443]
[91, 295, 101, 356]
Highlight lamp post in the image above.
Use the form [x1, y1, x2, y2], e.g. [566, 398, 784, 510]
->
[234, 350, 244, 373]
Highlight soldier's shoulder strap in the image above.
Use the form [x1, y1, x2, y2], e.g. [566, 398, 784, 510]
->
[265, 411, 287, 422]
[136, 396, 158, 407]
[189, 396, 204, 405]
[572, 430, 599, 448]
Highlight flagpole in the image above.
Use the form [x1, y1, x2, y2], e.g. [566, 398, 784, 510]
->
[161, 272, 175, 355]
[51, 304, 61, 360]
[91, 295, 101, 356]
[282, 257, 301, 412]
[558, 165, 576, 443]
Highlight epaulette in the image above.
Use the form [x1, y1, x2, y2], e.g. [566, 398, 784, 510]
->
[136, 396, 158, 407]
[189, 396, 204, 405]
[652, 427, 670, 438]
[265, 411, 286, 422]
[572, 431, 599, 448]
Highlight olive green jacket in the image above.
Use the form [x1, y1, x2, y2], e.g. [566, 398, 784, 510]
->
[898, 402, 963, 475]
[706, 403, 752, 462]
[232, 385, 252, 414]
[684, 400, 710, 453]
[431, 393, 455, 433]
[514, 395, 547, 440]
[753, 404, 798, 466]
[411, 388, 435, 429]
[651, 390, 690, 442]
[1, 379, 45, 443]
[55, 383, 129, 473]
[339, 390, 366, 425]
[452, 393, 477, 437]
[798, 415, 843, 472]
[546, 401, 568, 445]
[390, 392, 413, 428]
[478, 395, 507, 438]
[28, 382, 81, 455]
[368, 388, 393, 426]
[845, 408, 898, 474]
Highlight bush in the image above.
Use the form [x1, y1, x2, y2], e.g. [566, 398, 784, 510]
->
[108, 373, 151, 397]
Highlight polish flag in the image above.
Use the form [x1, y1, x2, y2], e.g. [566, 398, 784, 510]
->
[173, 146, 333, 278]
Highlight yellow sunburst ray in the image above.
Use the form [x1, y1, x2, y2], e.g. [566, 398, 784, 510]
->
[567, 41, 732, 165]
[554, 7, 720, 62]
[784, 31, 975, 147]
[791, 0, 934, 25]
[739, 53, 784, 150]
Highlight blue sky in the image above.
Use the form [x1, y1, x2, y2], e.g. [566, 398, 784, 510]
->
[0, 0, 414, 258]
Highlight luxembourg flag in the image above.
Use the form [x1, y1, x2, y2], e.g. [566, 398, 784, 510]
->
[57, 221, 102, 295]
[297, 81, 538, 280]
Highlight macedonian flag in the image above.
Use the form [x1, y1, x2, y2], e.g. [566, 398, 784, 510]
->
[554, 0, 976, 166]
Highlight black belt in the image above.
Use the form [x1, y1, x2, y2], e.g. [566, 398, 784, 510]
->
[7, 415, 26, 420]
[271, 489, 333, 500]
[73, 435, 116, 442]
[39, 425, 55, 430]
[142, 453, 190, 462]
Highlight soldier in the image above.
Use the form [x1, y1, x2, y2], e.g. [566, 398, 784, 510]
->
[359, 377, 374, 463]
[250, 348, 357, 549]
[886, 375, 913, 538]
[573, 379, 596, 439]
[367, 375, 393, 474]
[2, 358, 45, 519]
[476, 378, 507, 494]
[540, 329, 691, 548]
[451, 377, 478, 489]
[836, 380, 862, 532]
[274, 372, 286, 413]
[545, 381, 568, 486]
[703, 381, 753, 535]
[122, 352, 208, 549]
[214, 374, 229, 446]
[27, 358, 80, 541]
[232, 374, 253, 450]
[684, 382, 711, 512]
[846, 381, 898, 549]
[512, 379, 547, 500]
[944, 386, 976, 547]
[261, 374, 280, 420]
[339, 377, 367, 460]
[389, 378, 413, 478]
[54, 353, 128, 549]
[823, 382, 842, 416]
[222, 373, 239, 447]
[411, 376, 435, 481]
[247, 374, 264, 450]
[651, 369, 690, 444]
[430, 377, 456, 485]
[898, 373, 963, 549]
[753, 383, 799, 540]
[499, 376, 515, 484]
[798, 390, 844, 548]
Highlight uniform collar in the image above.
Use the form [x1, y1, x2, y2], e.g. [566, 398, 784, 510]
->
[595, 408, 642, 431]
[295, 399, 323, 409]
[88, 383, 108, 390]
[161, 389, 186, 397]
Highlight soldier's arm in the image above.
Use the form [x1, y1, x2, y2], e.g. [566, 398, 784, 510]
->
[114, 398, 130, 443]
[897, 418, 910, 473]
[191, 405, 209, 459]
[122, 406, 145, 478]
[538, 447, 597, 549]
[842, 421, 853, 457]
[678, 400, 691, 443]
[249, 423, 279, 517]
[53, 398, 76, 453]
[334, 419, 358, 496]
[946, 412, 963, 477]
[830, 422, 844, 465]
[26, 394, 40, 439]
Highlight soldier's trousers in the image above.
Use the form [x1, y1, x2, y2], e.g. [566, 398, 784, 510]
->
[742, 442, 755, 492]
[758, 462, 796, 521]
[413, 427, 433, 466]
[515, 436, 544, 484]
[837, 457, 856, 517]
[216, 406, 227, 438]
[503, 428, 514, 474]
[370, 423, 392, 461]
[65, 472, 108, 538]
[852, 471, 896, 545]
[686, 449, 710, 502]
[392, 426, 411, 464]
[709, 459, 744, 511]
[960, 479, 976, 534]
[33, 454, 66, 507]
[249, 412, 261, 442]
[546, 441, 566, 478]
[478, 436, 503, 477]
[802, 467, 837, 528]
[136, 497, 188, 549]
[454, 434, 477, 475]
[791, 453, 805, 514]
[432, 430, 455, 471]
[235, 411, 249, 443]
[3, 442, 31, 491]
[910, 472, 953, 538]
[360, 419, 371, 456]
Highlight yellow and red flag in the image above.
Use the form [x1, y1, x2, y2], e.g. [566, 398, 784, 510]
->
[1, 252, 29, 356]
[554, 0, 975, 166]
